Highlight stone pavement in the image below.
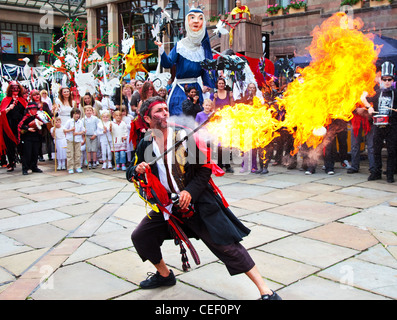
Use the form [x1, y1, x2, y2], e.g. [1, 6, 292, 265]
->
[0, 156, 396, 300]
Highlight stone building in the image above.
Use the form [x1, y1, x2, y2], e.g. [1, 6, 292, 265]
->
[0, 0, 87, 66]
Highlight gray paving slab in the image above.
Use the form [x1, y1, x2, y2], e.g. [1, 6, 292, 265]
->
[258, 235, 358, 268]
[318, 258, 397, 299]
[30, 262, 137, 300]
[1, 159, 396, 300]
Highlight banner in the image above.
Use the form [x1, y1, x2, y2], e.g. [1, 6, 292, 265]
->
[1, 31, 16, 54]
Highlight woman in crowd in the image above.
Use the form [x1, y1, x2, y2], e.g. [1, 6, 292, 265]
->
[53, 87, 76, 125]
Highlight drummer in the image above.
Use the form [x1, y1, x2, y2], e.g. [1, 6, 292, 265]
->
[362, 61, 397, 183]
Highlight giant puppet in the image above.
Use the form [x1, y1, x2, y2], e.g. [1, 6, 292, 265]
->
[154, 5, 215, 116]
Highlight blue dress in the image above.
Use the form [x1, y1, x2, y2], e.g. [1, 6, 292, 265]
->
[160, 35, 215, 116]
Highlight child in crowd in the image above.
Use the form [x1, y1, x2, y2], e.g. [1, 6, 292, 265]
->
[111, 110, 128, 171]
[195, 98, 214, 125]
[121, 105, 134, 164]
[17, 102, 44, 175]
[97, 110, 113, 170]
[83, 105, 99, 169]
[64, 108, 85, 174]
[51, 117, 67, 170]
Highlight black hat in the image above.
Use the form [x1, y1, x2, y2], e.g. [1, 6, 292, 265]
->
[381, 61, 395, 79]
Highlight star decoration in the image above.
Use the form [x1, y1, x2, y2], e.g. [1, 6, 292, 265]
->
[122, 42, 152, 80]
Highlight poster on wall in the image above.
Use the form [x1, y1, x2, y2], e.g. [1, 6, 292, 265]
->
[1, 31, 16, 54]
[18, 36, 32, 54]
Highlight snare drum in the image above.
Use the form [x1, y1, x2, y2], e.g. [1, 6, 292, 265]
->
[373, 115, 389, 126]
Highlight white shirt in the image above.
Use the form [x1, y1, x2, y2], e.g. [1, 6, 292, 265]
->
[64, 119, 85, 143]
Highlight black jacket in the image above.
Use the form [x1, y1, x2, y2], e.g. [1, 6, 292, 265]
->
[126, 125, 250, 245]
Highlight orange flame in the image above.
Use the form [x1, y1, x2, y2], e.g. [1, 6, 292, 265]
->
[207, 12, 380, 153]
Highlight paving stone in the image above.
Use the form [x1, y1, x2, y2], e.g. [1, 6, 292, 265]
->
[356, 244, 397, 270]
[248, 249, 319, 285]
[258, 236, 358, 269]
[288, 182, 340, 194]
[0, 268, 15, 284]
[116, 281, 222, 300]
[369, 229, 397, 246]
[0, 248, 49, 277]
[23, 190, 76, 202]
[300, 222, 379, 251]
[89, 228, 133, 251]
[240, 225, 290, 249]
[257, 179, 298, 189]
[57, 202, 103, 216]
[0, 234, 32, 258]
[318, 258, 397, 299]
[219, 183, 274, 200]
[268, 200, 358, 223]
[335, 186, 396, 200]
[176, 262, 281, 300]
[3, 224, 68, 249]
[340, 205, 397, 233]
[228, 198, 277, 212]
[64, 181, 126, 195]
[70, 204, 120, 238]
[241, 211, 321, 233]
[30, 262, 137, 300]
[16, 182, 80, 195]
[9, 197, 86, 215]
[259, 189, 310, 205]
[64, 241, 111, 265]
[0, 210, 71, 233]
[0, 209, 17, 219]
[50, 214, 91, 232]
[0, 197, 34, 210]
[277, 275, 388, 300]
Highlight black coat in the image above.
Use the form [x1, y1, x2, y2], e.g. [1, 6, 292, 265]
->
[126, 125, 250, 245]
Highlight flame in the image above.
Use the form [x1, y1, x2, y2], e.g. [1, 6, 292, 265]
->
[207, 12, 380, 154]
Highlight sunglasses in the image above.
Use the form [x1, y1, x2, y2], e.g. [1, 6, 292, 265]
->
[382, 78, 393, 82]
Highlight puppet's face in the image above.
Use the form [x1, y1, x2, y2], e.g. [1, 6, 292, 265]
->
[188, 12, 204, 32]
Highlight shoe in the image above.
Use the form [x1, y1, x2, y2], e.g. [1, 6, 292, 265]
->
[61, 166, 66, 170]
[22, 170, 28, 175]
[225, 167, 234, 173]
[76, 168, 83, 173]
[121, 165, 126, 171]
[260, 168, 269, 174]
[57, 166, 62, 171]
[140, 270, 176, 289]
[92, 163, 97, 169]
[32, 168, 43, 173]
[102, 163, 107, 170]
[261, 291, 282, 300]
[7, 167, 14, 173]
[38, 156, 45, 162]
[68, 169, 74, 174]
[387, 176, 395, 183]
[327, 171, 335, 175]
[271, 161, 280, 166]
[88, 163, 92, 169]
[347, 168, 358, 174]
[107, 162, 112, 169]
[341, 160, 351, 169]
[239, 168, 248, 173]
[305, 170, 312, 175]
[368, 173, 381, 181]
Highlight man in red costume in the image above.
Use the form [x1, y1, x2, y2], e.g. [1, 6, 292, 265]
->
[0, 81, 27, 172]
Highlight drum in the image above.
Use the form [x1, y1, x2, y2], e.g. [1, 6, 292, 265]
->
[373, 115, 389, 126]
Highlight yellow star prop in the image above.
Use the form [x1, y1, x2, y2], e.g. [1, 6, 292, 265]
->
[122, 43, 152, 80]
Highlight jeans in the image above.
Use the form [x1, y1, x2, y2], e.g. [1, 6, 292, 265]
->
[350, 125, 375, 172]
[115, 151, 126, 165]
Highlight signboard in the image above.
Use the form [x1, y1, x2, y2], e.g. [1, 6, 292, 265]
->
[1, 31, 16, 54]
[18, 35, 32, 54]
